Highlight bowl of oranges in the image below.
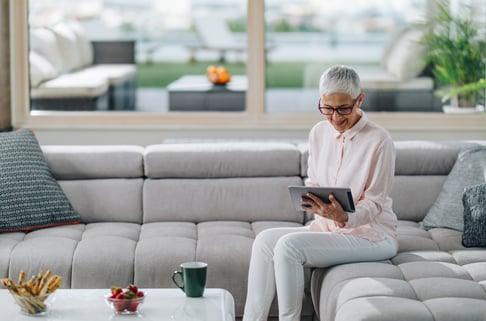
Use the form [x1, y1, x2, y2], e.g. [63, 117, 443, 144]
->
[206, 65, 231, 85]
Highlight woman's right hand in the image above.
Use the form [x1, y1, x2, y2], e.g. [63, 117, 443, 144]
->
[301, 193, 348, 225]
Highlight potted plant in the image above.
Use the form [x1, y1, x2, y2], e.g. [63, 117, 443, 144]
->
[419, 0, 486, 112]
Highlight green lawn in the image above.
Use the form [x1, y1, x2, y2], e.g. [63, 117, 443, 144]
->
[136, 61, 308, 88]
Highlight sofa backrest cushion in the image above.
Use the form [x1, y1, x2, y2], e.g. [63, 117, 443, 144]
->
[59, 179, 143, 224]
[29, 27, 64, 73]
[383, 27, 427, 81]
[144, 143, 301, 178]
[143, 177, 303, 223]
[143, 143, 304, 223]
[29, 51, 59, 88]
[394, 141, 471, 175]
[42, 145, 144, 179]
[65, 20, 94, 67]
[42, 145, 145, 224]
[51, 21, 85, 72]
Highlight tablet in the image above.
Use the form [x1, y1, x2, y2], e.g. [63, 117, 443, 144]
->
[288, 186, 355, 212]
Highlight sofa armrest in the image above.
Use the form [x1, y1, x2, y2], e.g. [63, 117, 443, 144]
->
[92, 40, 136, 64]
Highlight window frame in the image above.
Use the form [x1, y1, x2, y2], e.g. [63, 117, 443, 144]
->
[9, 0, 486, 135]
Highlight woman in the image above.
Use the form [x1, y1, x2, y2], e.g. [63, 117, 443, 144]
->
[242, 65, 398, 321]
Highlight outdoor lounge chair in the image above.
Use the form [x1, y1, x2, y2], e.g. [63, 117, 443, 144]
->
[188, 15, 273, 63]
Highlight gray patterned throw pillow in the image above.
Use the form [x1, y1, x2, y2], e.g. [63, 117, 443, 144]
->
[0, 129, 80, 232]
[421, 145, 486, 231]
[462, 184, 486, 248]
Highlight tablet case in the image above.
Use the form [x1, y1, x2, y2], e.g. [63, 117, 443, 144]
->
[288, 186, 355, 212]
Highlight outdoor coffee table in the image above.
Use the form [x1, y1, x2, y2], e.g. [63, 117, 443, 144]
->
[167, 75, 246, 111]
[0, 288, 235, 321]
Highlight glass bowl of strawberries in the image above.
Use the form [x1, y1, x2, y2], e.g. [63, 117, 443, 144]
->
[105, 284, 145, 315]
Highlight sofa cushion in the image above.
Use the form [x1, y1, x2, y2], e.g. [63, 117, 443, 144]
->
[462, 183, 486, 248]
[41, 145, 144, 179]
[83, 64, 137, 85]
[65, 20, 94, 67]
[59, 179, 144, 224]
[421, 145, 486, 231]
[353, 66, 433, 90]
[30, 71, 109, 99]
[144, 143, 302, 178]
[0, 129, 80, 232]
[51, 21, 84, 72]
[143, 176, 303, 223]
[384, 27, 427, 81]
[29, 51, 59, 87]
[29, 27, 64, 73]
[312, 257, 486, 321]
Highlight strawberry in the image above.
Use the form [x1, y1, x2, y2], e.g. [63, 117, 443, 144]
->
[110, 287, 122, 297]
[128, 284, 138, 293]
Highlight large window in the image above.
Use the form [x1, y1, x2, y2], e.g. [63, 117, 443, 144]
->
[27, 0, 436, 114]
[264, 0, 441, 114]
[28, 0, 248, 113]
[9, 0, 486, 137]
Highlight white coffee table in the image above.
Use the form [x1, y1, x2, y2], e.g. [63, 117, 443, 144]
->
[0, 288, 235, 321]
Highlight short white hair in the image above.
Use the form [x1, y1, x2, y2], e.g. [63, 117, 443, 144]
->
[319, 65, 361, 98]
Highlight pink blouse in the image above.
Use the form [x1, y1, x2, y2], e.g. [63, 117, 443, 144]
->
[307, 110, 398, 246]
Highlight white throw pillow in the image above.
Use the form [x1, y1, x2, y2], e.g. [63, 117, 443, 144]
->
[29, 51, 59, 88]
[384, 28, 427, 81]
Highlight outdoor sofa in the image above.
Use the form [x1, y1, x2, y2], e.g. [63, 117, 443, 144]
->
[1, 129, 485, 321]
[304, 27, 442, 112]
[29, 20, 136, 111]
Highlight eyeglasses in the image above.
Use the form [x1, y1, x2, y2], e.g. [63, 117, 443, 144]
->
[318, 98, 357, 115]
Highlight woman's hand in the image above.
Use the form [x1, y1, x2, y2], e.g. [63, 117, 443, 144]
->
[301, 193, 348, 226]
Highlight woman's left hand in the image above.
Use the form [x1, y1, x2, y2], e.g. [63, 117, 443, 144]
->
[301, 193, 348, 226]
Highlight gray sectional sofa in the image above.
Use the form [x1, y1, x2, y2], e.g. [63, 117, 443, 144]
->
[1, 140, 485, 321]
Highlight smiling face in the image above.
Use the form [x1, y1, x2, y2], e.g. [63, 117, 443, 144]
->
[320, 92, 363, 133]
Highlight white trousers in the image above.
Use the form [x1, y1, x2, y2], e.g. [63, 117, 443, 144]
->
[242, 226, 397, 321]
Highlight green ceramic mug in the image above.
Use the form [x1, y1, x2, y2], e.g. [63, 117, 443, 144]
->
[172, 262, 208, 297]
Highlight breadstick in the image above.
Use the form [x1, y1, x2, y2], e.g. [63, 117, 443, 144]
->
[18, 271, 26, 286]
[1, 270, 63, 315]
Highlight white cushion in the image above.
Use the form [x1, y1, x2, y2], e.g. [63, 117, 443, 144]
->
[31, 71, 109, 99]
[384, 28, 427, 81]
[29, 51, 59, 88]
[66, 20, 94, 67]
[354, 66, 433, 90]
[29, 28, 64, 73]
[52, 21, 84, 72]
[83, 64, 137, 84]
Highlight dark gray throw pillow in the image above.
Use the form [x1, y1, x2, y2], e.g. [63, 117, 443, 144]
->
[421, 145, 486, 231]
[0, 129, 80, 232]
[462, 184, 486, 248]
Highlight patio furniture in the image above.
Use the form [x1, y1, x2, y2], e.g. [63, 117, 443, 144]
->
[29, 20, 137, 111]
[167, 75, 246, 111]
[303, 27, 441, 112]
[188, 16, 274, 63]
